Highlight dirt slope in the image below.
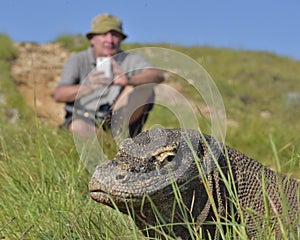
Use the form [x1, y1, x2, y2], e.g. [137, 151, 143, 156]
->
[11, 43, 71, 126]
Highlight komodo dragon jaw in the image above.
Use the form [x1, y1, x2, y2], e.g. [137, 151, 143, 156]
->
[89, 128, 299, 239]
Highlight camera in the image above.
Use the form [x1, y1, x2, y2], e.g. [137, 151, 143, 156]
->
[96, 57, 112, 81]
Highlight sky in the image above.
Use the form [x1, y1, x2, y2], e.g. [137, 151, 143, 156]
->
[1, 0, 300, 60]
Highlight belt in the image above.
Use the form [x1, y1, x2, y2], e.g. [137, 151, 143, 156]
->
[64, 105, 110, 120]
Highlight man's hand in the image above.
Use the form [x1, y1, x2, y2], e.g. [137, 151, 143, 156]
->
[111, 58, 129, 86]
[84, 69, 110, 91]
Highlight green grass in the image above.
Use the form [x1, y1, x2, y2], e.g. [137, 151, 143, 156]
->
[0, 34, 19, 62]
[0, 34, 299, 239]
[0, 123, 141, 239]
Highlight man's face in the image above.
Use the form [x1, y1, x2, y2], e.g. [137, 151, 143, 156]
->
[90, 30, 124, 57]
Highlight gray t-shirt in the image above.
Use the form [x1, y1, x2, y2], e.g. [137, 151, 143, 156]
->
[57, 46, 152, 112]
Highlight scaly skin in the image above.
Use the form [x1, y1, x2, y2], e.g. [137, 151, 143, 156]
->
[89, 128, 299, 239]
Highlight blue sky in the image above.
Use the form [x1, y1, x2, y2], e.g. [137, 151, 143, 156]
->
[1, 0, 300, 60]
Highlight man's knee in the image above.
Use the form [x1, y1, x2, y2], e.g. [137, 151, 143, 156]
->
[113, 86, 154, 125]
[114, 85, 154, 110]
[69, 119, 97, 138]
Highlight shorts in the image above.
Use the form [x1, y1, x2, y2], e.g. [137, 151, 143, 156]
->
[60, 103, 153, 137]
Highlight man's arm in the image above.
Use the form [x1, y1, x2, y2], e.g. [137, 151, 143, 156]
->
[54, 70, 110, 103]
[54, 84, 83, 103]
[113, 68, 164, 86]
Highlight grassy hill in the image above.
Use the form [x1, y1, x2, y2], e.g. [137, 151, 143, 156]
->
[0, 34, 299, 239]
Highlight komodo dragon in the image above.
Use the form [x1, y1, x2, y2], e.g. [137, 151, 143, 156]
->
[89, 128, 299, 239]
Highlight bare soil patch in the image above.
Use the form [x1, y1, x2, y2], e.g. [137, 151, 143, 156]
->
[11, 43, 71, 126]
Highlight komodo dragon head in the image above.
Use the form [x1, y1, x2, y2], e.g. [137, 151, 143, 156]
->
[89, 128, 224, 238]
[88, 128, 299, 239]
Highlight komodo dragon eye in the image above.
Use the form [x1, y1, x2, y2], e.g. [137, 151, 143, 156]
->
[152, 145, 178, 164]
